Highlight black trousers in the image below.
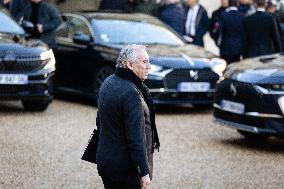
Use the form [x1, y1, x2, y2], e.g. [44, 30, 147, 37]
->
[101, 176, 141, 189]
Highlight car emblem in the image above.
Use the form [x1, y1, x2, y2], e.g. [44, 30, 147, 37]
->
[3, 50, 16, 62]
[189, 70, 198, 80]
[230, 83, 237, 96]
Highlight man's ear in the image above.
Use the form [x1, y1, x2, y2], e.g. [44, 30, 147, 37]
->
[126, 61, 133, 70]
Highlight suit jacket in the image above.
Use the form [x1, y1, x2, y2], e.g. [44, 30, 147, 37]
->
[184, 4, 209, 47]
[219, 9, 245, 57]
[210, 6, 226, 43]
[243, 11, 281, 58]
[22, 1, 62, 49]
[96, 74, 153, 182]
[0, 0, 27, 21]
[158, 3, 186, 36]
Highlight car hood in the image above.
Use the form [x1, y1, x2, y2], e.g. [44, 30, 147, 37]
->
[0, 35, 47, 57]
[224, 53, 284, 84]
[108, 43, 217, 69]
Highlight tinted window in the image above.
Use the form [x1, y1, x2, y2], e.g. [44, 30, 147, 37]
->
[68, 16, 91, 39]
[0, 12, 24, 34]
[92, 20, 184, 46]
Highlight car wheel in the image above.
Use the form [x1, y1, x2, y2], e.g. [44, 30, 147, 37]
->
[237, 130, 269, 140]
[93, 65, 115, 101]
[22, 100, 50, 111]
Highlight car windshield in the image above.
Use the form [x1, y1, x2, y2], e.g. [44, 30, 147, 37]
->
[0, 11, 24, 34]
[92, 19, 184, 46]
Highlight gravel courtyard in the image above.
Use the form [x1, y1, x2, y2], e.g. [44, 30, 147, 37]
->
[0, 99, 283, 189]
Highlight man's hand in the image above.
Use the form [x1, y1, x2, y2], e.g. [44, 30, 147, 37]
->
[141, 174, 151, 189]
[37, 24, 43, 33]
[3, 0, 11, 4]
[183, 35, 193, 43]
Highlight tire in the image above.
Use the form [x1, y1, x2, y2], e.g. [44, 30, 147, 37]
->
[193, 104, 212, 109]
[237, 130, 269, 140]
[93, 65, 115, 102]
[22, 99, 50, 111]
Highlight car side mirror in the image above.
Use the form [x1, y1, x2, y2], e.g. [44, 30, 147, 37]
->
[21, 20, 34, 34]
[73, 32, 93, 45]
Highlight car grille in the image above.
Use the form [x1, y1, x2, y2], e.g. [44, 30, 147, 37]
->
[164, 69, 219, 89]
[214, 79, 259, 112]
[0, 57, 43, 72]
[0, 85, 28, 94]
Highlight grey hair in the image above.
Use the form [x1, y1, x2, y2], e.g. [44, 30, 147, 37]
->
[116, 44, 147, 68]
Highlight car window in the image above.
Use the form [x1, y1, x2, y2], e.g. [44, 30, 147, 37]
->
[92, 20, 184, 46]
[67, 16, 91, 39]
[0, 11, 24, 34]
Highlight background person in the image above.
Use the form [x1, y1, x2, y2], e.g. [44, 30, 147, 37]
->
[183, 0, 210, 47]
[158, 0, 186, 35]
[243, 0, 281, 57]
[210, 0, 228, 44]
[22, 0, 62, 49]
[218, 0, 245, 63]
[96, 44, 160, 189]
[0, 0, 28, 21]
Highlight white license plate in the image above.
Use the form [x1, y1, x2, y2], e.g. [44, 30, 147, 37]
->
[0, 74, 28, 85]
[177, 82, 210, 92]
[221, 100, 245, 114]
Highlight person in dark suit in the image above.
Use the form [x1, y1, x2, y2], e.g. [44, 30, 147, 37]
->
[158, 0, 186, 36]
[183, 0, 210, 47]
[243, 0, 281, 58]
[96, 44, 160, 189]
[22, 0, 62, 49]
[99, 0, 127, 11]
[0, 0, 28, 21]
[218, 0, 245, 63]
[210, 0, 228, 44]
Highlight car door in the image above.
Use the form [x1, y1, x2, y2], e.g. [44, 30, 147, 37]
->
[55, 14, 94, 92]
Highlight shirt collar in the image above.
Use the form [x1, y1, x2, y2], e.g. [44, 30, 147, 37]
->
[257, 8, 265, 12]
[225, 6, 238, 12]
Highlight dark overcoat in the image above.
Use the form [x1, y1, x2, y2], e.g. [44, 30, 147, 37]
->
[96, 74, 153, 183]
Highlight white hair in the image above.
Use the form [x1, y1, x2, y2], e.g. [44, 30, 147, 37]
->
[116, 44, 147, 68]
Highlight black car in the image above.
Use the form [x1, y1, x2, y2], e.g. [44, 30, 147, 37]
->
[55, 12, 227, 105]
[213, 53, 284, 138]
[0, 9, 55, 111]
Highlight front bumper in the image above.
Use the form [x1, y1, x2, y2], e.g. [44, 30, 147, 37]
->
[150, 89, 215, 105]
[214, 105, 284, 136]
[0, 71, 54, 101]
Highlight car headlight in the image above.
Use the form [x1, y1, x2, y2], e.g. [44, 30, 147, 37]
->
[210, 58, 227, 76]
[40, 49, 55, 70]
[278, 96, 284, 115]
[149, 64, 163, 74]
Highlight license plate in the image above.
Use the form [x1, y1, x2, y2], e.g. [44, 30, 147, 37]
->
[0, 74, 28, 85]
[177, 82, 210, 92]
[221, 100, 245, 114]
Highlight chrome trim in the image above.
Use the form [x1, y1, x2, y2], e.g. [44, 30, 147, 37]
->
[214, 118, 277, 134]
[150, 88, 215, 93]
[214, 103, 283, 118]
[254, 85, 284, 95]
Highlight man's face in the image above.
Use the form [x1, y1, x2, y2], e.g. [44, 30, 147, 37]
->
[128, 48, 150, 81]
[221, 0, 229, 7]
[186, 0, 198, 6]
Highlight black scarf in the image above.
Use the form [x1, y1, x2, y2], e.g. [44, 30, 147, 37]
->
[115, 67, 160, 152]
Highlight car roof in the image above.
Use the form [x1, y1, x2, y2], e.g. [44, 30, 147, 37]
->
[69, 11, 164, 26]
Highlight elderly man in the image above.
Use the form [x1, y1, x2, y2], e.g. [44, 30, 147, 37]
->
[22, 0, 62, 49]
[96, 44, 160, 189]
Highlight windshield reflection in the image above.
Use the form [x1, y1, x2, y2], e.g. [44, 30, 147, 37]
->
[0, 12, 24, 34]
[92, 20, 184, 46]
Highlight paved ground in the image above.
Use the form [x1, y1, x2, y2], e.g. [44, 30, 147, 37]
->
[0, 98, 283, 189]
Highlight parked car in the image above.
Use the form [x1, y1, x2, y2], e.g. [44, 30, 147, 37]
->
[0, 9, 55, 111]
[54, 11, 226, 105]
[213, 53, 284, 139]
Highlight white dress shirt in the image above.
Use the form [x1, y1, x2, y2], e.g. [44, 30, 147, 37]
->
[185, 4, 200, 36]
